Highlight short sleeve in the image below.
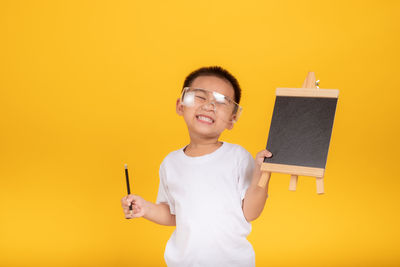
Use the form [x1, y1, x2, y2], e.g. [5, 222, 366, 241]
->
[238, 151, 255, 201]
[156, 162, 176, 215]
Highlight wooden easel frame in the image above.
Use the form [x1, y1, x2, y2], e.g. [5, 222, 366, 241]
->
[258, 72, 338, 194]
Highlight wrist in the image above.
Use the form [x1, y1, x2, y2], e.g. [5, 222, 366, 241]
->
[253, 166, 262, 179]
[142, 199, 150, 217]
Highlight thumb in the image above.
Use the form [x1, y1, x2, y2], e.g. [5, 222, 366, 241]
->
[264, 150, 272, 158]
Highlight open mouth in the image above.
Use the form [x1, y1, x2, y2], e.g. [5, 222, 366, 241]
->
[196, 115, 214, 124]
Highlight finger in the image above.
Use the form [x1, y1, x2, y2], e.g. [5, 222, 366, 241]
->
[132, 210, 144, 218]
[123, 207, 131, 216]
[122, 195, 135, 207]
[126, 194, 135, 202]
[132, 204, 144, 215]
[127, 194, 141, 204]
[264, 150, 272, 157]
[121, 196, 129, 207]
[122, 199, 131, 208]
[124, 202, 135, 213]
[127, 208, 140, 218]
[125, 211, 133, 219]
[127, 195, 138, 206]
[132, 204, 141, 214]
[123, 206, 132, 218]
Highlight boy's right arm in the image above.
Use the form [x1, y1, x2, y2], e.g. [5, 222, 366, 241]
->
[121, 194, 176, 226]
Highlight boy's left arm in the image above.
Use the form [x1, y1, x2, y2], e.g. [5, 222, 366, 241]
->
[242, 150, 272, 222]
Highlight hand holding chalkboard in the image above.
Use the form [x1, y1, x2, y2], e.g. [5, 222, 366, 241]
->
[258, 72, 339, 194]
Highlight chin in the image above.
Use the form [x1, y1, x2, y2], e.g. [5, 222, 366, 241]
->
[190, 128, 221, 139]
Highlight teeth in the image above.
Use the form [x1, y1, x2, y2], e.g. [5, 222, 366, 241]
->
[197, 116, 213, 123]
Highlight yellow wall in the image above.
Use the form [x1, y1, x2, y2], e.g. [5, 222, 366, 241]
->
[1, 0, 399, 266]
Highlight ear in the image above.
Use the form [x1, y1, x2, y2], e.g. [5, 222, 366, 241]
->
[176, 98, 184, 116]
[225, 114, 236, 130]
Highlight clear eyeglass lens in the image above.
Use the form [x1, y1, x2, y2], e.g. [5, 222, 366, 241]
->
[212, 92, 228, 105]
[189, 88, 230, 106]
[182, 87, 240, 118]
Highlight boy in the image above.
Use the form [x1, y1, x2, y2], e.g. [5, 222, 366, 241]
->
[121, 66, 272, 266]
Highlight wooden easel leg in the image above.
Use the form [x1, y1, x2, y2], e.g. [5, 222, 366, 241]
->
[316, 177, 324, 194]
[258, 171, 271, 188]
[289, 175, 298, 191]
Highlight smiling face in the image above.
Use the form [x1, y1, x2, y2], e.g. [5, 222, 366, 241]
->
[176, 75, 237, 140]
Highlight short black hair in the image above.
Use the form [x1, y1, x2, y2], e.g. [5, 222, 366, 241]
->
[182, 66, 242, 104]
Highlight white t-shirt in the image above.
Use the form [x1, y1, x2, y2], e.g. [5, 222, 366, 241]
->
[156, 142, 256, 267]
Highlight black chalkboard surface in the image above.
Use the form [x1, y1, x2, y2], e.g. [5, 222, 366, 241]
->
[264, 96, 337, 168]
[262, 87, 339, 177]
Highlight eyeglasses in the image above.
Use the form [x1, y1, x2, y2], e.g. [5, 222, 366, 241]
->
[180, 87, 242, 122]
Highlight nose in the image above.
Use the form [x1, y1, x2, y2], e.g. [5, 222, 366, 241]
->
[201, 101, 216, 112]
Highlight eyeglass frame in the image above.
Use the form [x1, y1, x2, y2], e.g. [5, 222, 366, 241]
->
[180, 86, 243, 122]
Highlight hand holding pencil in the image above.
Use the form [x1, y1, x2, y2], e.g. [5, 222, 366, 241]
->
[121, 164, 146, 219]
[122, 194, 146, 219]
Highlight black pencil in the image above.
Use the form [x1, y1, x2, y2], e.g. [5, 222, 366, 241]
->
[124, 164, 132, 211]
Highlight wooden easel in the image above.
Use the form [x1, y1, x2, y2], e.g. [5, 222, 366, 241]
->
[258, 72, 325, 194]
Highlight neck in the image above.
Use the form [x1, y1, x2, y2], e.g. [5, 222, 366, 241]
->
[184, 136, 222, 157]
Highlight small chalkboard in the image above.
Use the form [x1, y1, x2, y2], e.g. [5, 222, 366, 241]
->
[258, 73, 339, 194]
[264, 93, 338, 169]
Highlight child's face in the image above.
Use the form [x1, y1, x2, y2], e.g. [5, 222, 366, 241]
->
[176, 75, 236, 140]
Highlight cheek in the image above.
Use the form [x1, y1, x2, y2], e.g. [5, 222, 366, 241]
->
[182, 107, 196, 121]
[216, 110, 233, 121]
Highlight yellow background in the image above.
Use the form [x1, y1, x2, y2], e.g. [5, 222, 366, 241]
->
[1, 0, 399, 266]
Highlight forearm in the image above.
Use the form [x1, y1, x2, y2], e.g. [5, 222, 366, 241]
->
[242, 169, 269, 222]
[143, 201, 176, 226]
